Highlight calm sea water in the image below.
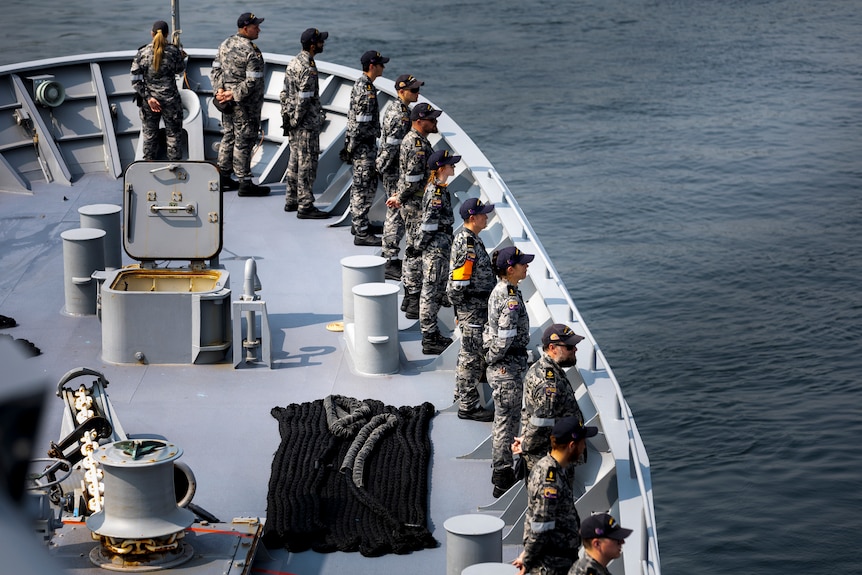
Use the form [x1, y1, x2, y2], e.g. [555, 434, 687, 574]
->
[5, 1, 862, 572]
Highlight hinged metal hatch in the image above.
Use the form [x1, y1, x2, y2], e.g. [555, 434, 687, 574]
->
[123, 161, 222, 262]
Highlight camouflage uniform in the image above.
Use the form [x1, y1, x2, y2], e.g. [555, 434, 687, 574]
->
[522, 454, 582, 575]
[346, 73, 380, 235]
[211, 33, 265, 181]
[131, 42, 185, 161]
[376, 98, 411, 259]
[568, 555, 610, 575]
[417, 179, 454, 339]
[484, 278, 530, 473]
[448, 228, 495, 410]
[281, 50, 324, 210]
[521, 352, 585, 474]
[397, 127, 432, 295]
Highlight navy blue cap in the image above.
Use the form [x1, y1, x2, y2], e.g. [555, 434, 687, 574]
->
[395, 74, 424, 91]
[460, 198, 495, 220]
[551, 415, 598, 443]
[494, 246, 534, 270]
[301, 28, 328, 44]
[580, 513, 633, 541]
[542, 324, 585, 347]
[411, 102, 442, 121]
[361, 50, 390, 66]
[237, 13, 264, 28]
[428, 149, 461, 170]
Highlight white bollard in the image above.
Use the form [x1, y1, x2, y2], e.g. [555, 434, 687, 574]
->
[78, 204, 122, 271]
[61, 228, 106, 316]
[444, 514, 505, 575]
[462, 563, 519, 575]
[351, 282, 400, 375]
[340, 255, 385, 324]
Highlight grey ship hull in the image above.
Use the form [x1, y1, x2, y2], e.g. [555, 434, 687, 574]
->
[0, 50, 659, 575]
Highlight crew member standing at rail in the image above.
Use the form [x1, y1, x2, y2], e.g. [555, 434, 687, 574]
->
[514, 323, 586, 477]
[385, 103, 440, 319]
[568, 513, 633, 575]
[131, 20, 186, 161]
[416, 149, 459, 355]
[280, 28, 331, 219]
[378, 74, 423, 279]
[513, 416, 597, 575]
[447, 198, 496, 421]
[211, 12, 270, 196]
[485, 245, 534, 497]
[345, 50, 389, 245]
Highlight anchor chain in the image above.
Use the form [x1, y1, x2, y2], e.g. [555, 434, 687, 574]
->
[73, 384, 104, 513]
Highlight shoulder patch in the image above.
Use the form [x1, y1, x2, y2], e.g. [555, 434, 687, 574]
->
[585, 569, 599, 575]
[414, 138, 423, 147]
[545, 369, 555, 380]
[544, 468, 556, 483]
[542, 486, 559, 499]
[507, 285, 517, 296]
[507, 299, 519, 311]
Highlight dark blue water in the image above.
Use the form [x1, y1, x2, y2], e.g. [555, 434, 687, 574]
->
[5, 1, 862, 572]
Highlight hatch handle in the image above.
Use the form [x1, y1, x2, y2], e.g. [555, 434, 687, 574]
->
[150, 203, 196, 215]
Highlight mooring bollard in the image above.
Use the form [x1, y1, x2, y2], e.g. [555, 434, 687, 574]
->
[340, 255, 385, 324]
[444, 514, 505, 575]
[61, 228, 106, 316]
[351, 282, 400, 375]
[78, 203, 122, 270]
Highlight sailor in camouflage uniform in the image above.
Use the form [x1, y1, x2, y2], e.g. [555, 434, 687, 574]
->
[568, 513, 632, 575]
[416, 150, 459, 355]
[517, 324, 586, 477]
[280, 28, 330, 219]
[484, 245, 534, 497]
[131, 20, 185, 161]
[513, 416, 597, 575]
[377, 74, 422, 279]
[447, 198, 496, 421]
[345, 50, 389, 245]
[385, 103, 440, 319]
[211, 12, 270, 197]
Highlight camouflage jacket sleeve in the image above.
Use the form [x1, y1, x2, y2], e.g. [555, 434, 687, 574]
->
[376, 100, 409, 173]
[130, 46, 149, 102]
[232, 37, 264, 104]
[346, 75, 380, 147]
[294, 52, 320, 128]
[447, 230, 475, 307]
[522, 458, 566, 571]
[418, 182, 446, 249]
[485, 283, 526, 364]
[210, 39, 226, 91]
[396, 132, 430, 203]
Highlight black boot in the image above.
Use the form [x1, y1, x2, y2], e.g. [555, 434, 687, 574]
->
[220, 172, 239, 192]
[297, 206, 331, 219]
[422, 332, 450, 355]
[384, 259, 402, 280]
[353, 233, 382, 246]
[402, 292, 419, 319]
[492, 467, 517, 498]
[238, 180, 271, 197]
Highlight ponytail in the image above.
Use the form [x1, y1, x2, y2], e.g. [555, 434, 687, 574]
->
[152, 29, 166, 71]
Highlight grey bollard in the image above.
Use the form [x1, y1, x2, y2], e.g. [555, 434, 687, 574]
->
[444, 514, 505, 575]
[78, 203, 122, 270]
[340, 255, 385, 324]
[61, 228, 106, 316]
[462, 563, 519, 575]
[351, 282, 400, 375]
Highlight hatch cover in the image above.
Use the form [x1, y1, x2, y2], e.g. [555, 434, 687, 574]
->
[123, 161, 222, 262]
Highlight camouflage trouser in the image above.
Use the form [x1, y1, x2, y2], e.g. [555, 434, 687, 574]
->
[285, 128, 320, 210]
[419, 236, 452, 337]
[140, 97, 184, 161]
[349, 143, 378, 234]
[527, 558, 575, 575]
[217, 105, 261, 180]
[487, 356, 527, 472]
[454, 321, 486, 410]
[400, 201, 423, 294]
[381, 171, 404, 259]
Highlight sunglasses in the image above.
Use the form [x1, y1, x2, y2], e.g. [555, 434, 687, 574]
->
[409, 87, 420, 93]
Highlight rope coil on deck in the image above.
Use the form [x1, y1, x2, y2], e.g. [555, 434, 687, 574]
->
[264, 395, 437, 556]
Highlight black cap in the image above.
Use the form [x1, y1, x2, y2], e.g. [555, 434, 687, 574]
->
[395, 74, 424, 91]
[459, 198, 495, 221]
[580, 513, 633, 541]
[237, 12, 264, 28]
[361, 50, 390, 67]
[152, 20, 169, 36]
[410, 102, 442, 122]
[551, 415, 598, 443]
[494, 246, 534, 270]
[301, 28, 328, 44]
[542, 324, 585, 347]
[427, 149, 461, 170]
